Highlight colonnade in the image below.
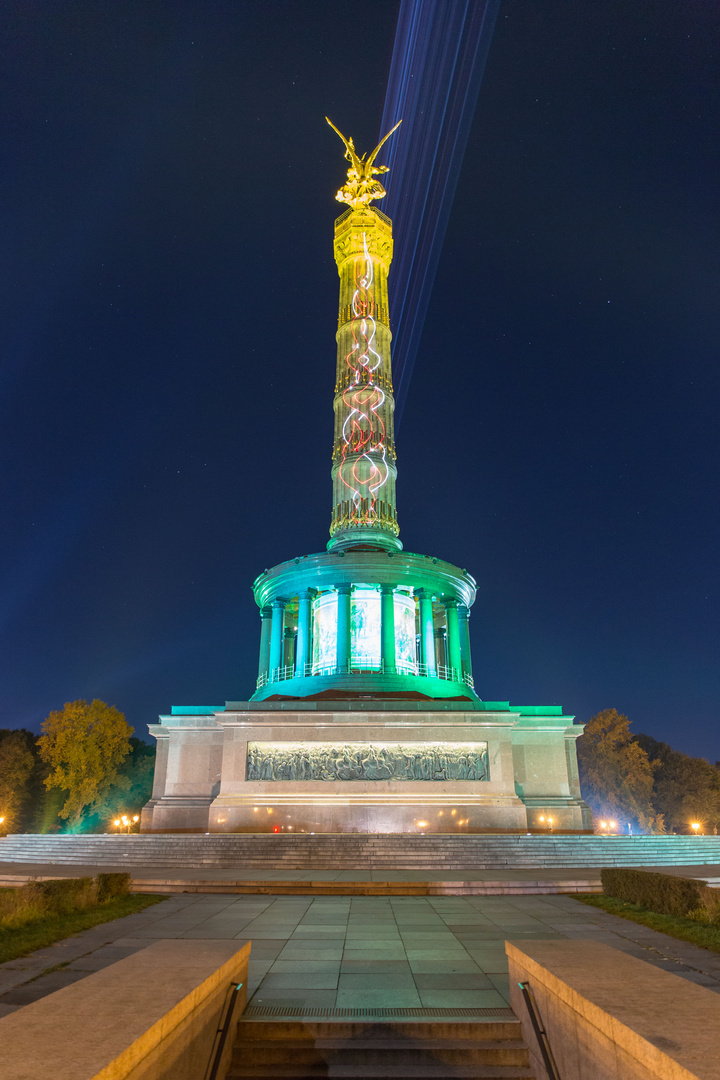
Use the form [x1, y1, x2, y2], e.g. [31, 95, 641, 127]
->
[257, 585, 473, 688]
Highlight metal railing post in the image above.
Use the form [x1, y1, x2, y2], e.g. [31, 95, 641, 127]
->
[517, 981, 561, 1080]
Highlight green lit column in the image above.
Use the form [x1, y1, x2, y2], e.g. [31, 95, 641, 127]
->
[336, 585, 352, 671]
[269, 599, 286, 674]
[381, 584, 396, 674]
[457, 603, 473, 679]
[295, 590, 312, 675]
[416, 589, 436, 676]
[445, 598, 463, 677]
[257, 606, 272, 681]
[283, 626, 296, 669]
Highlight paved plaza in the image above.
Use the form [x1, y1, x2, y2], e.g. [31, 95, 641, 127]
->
[2, 891, 720, 1018]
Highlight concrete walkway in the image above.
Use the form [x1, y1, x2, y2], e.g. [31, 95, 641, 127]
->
[2, 892, 720, 1019]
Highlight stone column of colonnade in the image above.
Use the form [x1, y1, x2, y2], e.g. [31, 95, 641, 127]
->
[295, 590, 313, 674]
[416, 589, 436, 675]
[457, 603, 473, 677]
[268, 598, 286, 674]
[335, 585, 352, 669]
[257, 606, 272, 680]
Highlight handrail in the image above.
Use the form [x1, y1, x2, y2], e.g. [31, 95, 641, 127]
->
[517, 981, 561, 1080]
[203, 980, 243, 1080]
[257, 661, 473, 690]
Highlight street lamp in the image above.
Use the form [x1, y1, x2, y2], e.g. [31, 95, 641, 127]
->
[691, 822, 701, 835]
[112, 813, 140, 834]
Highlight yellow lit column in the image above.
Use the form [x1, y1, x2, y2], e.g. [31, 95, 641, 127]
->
[329, 208, 400, 552]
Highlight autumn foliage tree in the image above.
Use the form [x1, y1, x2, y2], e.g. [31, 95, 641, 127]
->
[577, 708, 662, 833]
[38, 700, 133, 829]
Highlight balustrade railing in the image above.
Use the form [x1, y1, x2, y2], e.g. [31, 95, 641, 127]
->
[256, 660, 473, 690]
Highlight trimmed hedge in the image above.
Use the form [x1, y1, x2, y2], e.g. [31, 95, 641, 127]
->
[96, 872, 131, 903]
[601, 867, 720, 921]
[21, 877, 96, 915]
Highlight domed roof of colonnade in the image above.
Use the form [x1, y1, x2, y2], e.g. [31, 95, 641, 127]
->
[252, 549, 477, 609]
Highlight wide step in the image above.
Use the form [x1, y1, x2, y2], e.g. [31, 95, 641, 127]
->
[2, 833, 719, 873]
[229, 1021, 534, 1079]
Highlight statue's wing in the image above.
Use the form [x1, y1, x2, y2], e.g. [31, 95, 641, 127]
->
[365, 119, 402, 170]
[326, 116, 362, 171]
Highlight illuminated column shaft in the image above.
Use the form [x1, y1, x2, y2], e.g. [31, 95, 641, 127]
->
[257, 606, 272, 680]
[336, 585, 352, 669]
[381, 584, 396, 672]
[295, 590, 312, 674]
[458, 604, 473, 677]
[416, 590, 436, 675]
[328, 207, 400, 551]
[445, 599, 463, 675]
[269, 599, 286, 673]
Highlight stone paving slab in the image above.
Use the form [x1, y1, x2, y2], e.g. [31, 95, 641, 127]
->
[2, 890, 720, 1018]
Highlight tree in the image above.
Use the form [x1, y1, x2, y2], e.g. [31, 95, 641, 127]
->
[577, 709, 662, 833]
[90, 737, 156, 827]
[38, 700, 133, 830]
[636, 734, 720, 833]
[0, 731, 36, 831]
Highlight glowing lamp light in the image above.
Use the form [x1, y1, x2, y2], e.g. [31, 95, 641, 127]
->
[113, 819, 121, 827]
[416, 821, 428, 828]
[691, 822, 701, 833]
[273, 825, 280, 833]
[600, 821, 607, 829]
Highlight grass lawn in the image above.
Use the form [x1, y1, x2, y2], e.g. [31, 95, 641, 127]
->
[574, 893, 720, 954]
[0, 892, 165, 964]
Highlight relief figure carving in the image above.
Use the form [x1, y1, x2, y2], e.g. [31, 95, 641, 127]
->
[246, 742, 488, 782]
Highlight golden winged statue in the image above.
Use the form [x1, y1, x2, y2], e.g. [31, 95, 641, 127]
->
[326, 117, 402, 209]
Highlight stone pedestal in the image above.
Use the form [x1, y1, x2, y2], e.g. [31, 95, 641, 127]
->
[142, 700, 591, 834]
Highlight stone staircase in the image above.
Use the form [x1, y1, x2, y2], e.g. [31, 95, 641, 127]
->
[229, 1020, 534, 1079]
[1, 833, 718, 870]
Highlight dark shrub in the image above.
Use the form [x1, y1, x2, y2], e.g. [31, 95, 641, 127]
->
[601, 867, 720, 921]
[96, 872, 131, 903]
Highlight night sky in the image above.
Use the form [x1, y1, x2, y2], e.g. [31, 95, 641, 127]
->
[2, 2, 718, 759]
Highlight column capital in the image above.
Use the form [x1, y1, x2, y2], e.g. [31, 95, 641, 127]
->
[444, 596, 459, 609]
[335, 584, 352, 596]
[260, 606, 273, 619]
[272, 597, 288, 610]
[380, 583, 397, 595]
[457, 603, 470, 620]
